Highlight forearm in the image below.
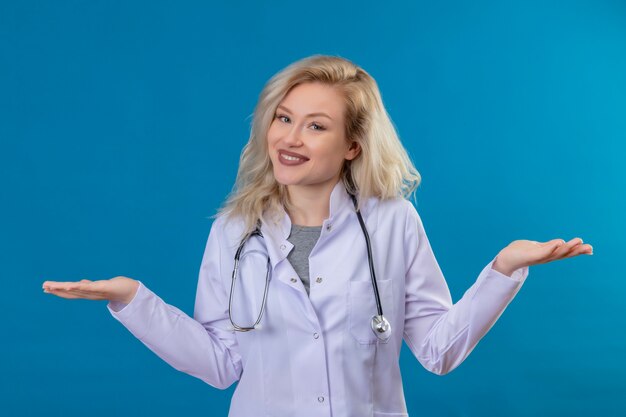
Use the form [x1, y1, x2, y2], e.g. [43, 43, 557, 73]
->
[107, 281, 241, 389]
[407, 257, 528, 375]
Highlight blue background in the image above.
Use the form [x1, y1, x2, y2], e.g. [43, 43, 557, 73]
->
[2, 1, 624, 416]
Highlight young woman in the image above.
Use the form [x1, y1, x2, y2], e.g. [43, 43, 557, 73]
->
[42, 54, 592, 417]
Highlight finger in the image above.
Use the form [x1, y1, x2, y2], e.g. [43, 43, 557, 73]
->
[562, 237, 584, 254]
[552, 239, 587, 261]
[63, 282, 99, 292]
[68, 291, 108, 300]
[563, 243, 594, 258]
[547, 239, 566, 247]
[44, 282, 89, 293]
[44, 287, 108, 300]
[47, 284, 80, 293]
[43, 281, 84, 291]
[536, 240, 566, 262]
[43, 283, 64, 291]
[569, 237, 584, 246]
[60, 283, 107, 297]
[60, 287, 104, 296]
[65, 283, 84, 291]
[551, 237, 583, 257]
[43, 288, 86, 299]
[530, 242, 562, 264]
[549, 239, 566, 252]
[53, 291, 106, 300]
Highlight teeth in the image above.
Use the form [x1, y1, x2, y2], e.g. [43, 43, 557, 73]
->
[281, 153, 304, 161]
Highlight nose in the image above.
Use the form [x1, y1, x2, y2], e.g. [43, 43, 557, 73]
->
[282, 123, 303, 147]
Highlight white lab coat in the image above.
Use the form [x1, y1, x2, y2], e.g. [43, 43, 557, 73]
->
[107, 180, 529, 417]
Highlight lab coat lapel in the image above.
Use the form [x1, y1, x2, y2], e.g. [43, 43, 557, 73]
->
[259, 181, 355, 291]
[260, 209, 292, 271]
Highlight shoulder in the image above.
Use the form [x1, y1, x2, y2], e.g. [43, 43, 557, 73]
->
[365, 195, 421, 238]
[208, 213, 248, 251]
[370, 195, 419, 221]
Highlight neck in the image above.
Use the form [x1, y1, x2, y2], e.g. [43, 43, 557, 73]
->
[286, 178, 340, 227]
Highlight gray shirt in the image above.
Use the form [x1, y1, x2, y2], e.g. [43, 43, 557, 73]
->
[286, 224, 322, 296]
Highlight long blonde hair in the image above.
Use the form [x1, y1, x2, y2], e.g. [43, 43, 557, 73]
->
[214, 54, 421, 240]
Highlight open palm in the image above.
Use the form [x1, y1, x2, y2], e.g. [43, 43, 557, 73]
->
[42, 276, 139, 304]
[498, 237, 593, 272]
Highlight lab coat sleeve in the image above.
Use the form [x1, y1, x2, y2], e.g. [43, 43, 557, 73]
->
[402, 202, 529, 375]
[106, 217, 243, 389]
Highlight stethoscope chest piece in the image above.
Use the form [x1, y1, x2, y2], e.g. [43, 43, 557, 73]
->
[371, 315, 392, 342]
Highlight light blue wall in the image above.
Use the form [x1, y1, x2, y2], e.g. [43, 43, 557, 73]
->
[2, 1, 624, 416]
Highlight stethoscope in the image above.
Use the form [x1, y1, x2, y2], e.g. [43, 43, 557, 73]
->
[228, 192, 392, 342]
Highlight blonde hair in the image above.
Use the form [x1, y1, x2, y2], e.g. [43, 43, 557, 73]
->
[214, 54, 421, 240]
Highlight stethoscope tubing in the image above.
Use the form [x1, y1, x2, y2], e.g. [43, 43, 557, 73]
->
[349, 193, 384, 318]
[228, 192, 390, 341]
[229, 228, 270, 332]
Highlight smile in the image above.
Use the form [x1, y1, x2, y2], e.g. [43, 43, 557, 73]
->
[282, 154, 303, 161]
[278, 151, 309, 166]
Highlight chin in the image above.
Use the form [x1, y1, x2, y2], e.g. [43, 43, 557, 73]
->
[274, 178, 301, 187]
[272, 171, 299, 187]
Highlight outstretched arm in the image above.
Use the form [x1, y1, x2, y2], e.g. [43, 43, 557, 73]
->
[401, 203, 591, 376]
[43, 218, 242, 389]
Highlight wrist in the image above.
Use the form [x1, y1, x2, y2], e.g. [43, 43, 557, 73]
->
[492, 256, 516, 277]
[116, 279, 139, 304]
[124, 280, 140, 304]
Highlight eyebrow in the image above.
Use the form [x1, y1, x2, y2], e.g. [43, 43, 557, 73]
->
[276, 105, 333, 121]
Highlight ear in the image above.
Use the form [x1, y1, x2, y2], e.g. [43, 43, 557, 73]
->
[345, 141, 361, 161]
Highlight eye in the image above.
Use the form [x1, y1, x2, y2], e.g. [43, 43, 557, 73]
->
[275, 114, 290, 123]
[310, 122, 326, 131]
[274, 113, 325, 131]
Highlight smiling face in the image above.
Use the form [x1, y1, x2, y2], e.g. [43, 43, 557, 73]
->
[267, 82, 360, 194]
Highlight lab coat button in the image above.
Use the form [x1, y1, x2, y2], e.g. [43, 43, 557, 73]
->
[280, 244, 286, 250]
[290, 277, 297, 283]
[315, 277, 322, 284]
[318, 396, 325, 403]
[313, 332, 319, 339]
[326, 223, 332, 231]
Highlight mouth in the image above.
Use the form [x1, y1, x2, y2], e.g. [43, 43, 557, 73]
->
[278, 150, 309, 166]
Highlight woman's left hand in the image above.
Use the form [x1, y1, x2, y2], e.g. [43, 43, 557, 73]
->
[492, 237, 593, 276]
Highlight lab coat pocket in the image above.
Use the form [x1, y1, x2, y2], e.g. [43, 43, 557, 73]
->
[348, 279, 394, 345]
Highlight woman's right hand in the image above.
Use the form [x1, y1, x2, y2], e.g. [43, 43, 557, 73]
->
[42, 277, 140, 304]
